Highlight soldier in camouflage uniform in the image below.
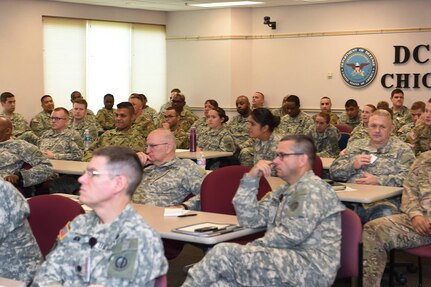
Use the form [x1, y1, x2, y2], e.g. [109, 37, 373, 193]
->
[347, 104, 376, 145]
[38, 108, 83, 161]
[33, 146, 168, 287]
[183, 135, 345, 287]
[251, 91, 265, 109]
[83, 102, 145, 161]
[407, 99, 431, 155]
[397, 101, 425, 142]
[320, 96, 339, 124]
[68, 91, 98, 125]
[228, 95, 252, 148]
[192, 99, 218, 136]
[141, 94, 158, 125]
[68, 98, 99, 144]
[391, 88, 413, 131]
[271, 95, 289, 117]
[362, 151, 431, 287]
[0, 180, 43, 284]
[198, 108, 235, 169]
[96, 93, 116, 130]
[338, 99, 362, 129]
[330, 110, 415, 223]
[171, 93, 199, 133]
[159, 107, 189, 149]
[307, 112, 340, 158]
[133, 129, 205, 210]
[129, 94, 156, 139]
[31, 95, 55, 136]
[0, 92, 39, 145]
[276, 95, 314, 136]
[0, 117, 53, 188]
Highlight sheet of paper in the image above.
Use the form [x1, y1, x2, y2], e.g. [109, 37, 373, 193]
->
[335, 186, 357, 192]
[177, 222, 231, 232]
[164, 208, 189, 217]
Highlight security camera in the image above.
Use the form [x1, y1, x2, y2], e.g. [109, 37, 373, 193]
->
[263, 16, 276, 30]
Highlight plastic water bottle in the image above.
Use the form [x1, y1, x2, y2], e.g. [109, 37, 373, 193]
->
[196, 152, 206, 169]
[83, 129, 92, 151]
[189, 127, 197, 152]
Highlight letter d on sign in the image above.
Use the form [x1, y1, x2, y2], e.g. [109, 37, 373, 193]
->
[394, 45, 410, 64]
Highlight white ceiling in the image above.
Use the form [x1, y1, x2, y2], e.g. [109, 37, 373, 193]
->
[46, 0, 365, 12]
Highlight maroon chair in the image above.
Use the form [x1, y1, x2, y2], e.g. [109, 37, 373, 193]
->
[28, 194, 85, 257]
[200, 165, 272, 215]
[334, 123, 353, 134]
[336, 208, 363, 286]
[313, 155, 323, 178]
[154, 274, 167, 287]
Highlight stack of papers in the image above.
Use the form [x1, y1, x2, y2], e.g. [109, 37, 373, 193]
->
[164, 208, 190, 217]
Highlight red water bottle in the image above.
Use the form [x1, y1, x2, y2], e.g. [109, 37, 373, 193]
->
[189, 127, 196, 152]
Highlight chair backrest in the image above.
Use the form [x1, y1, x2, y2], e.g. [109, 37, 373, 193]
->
[154, 274, 167, 287]
[27, 194, 85, 257]
[335, 123, 353, 134]
[403, 244, 431, 258]
[200, 165, 272, 215]
[313, 156, 323, 178]
[338, 132, 350, 151]
[337, 208, 363, 281]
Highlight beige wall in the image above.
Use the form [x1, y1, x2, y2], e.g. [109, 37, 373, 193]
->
[166, 0, 431, 112]
[0, 0, 165, 120]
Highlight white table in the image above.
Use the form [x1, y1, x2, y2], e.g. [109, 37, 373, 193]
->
[0, 277, 25, 287]
[50, 159, 88, 175]
[175, 151, 233, 160]
[133, 204, 264, 245]
[265, 176, 402, 204]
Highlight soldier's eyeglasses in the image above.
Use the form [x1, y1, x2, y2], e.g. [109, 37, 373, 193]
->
[275, 152, 304, 160]
[83, 169, 116, 178]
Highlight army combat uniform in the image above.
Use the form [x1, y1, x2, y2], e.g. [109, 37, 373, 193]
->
[192, 117, 209, 136]
[198, 126, 235, 170]
[131, 114, 155, 139]
[96, 108, 116, 130]
[0, 180, 43, 284]
[227, 114, 250, 147]
[31, 110, 52, 136]
[407, 123, 431, 155]
[330, 137, 415, 222]
[0, 139, 53, 187]
[307, 124, 340, 158]
[183, 171, 345, 287]
[276, 111, 314, 137]
[133, 158, 206, 210]
[392, 105, 412, 131]
[338, 111, 361, 130]
[348, 123, 369, 145]
[38, 129, 83, 161]
[363, 151, 431, 287]
[0, 112, 39, 145]
[32, 204, 168, 287]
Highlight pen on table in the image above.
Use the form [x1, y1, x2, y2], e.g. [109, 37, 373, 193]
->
[177, 213, 198, 218]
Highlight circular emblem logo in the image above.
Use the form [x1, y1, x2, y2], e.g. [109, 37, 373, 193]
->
[340, 47, 378, 88]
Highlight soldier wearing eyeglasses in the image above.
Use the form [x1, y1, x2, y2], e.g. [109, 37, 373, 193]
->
[183, 135, 345, 287]
[159, 107, 188, 149]
[33, 146, 168, 286]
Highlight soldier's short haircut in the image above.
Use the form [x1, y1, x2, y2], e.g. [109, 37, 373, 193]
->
[165, 106, 178, 116]
[0, 92, 14, 103]
[371, 109, 393, 122]
[205, 99, 219, 108]
[365, 104, 377, 112]
[280, 134, 316, 168]
[345, 99, 358, 108]
[391, 88, 404, 98]
[411, 101, 425, 111]
[73, 98, 88, 109]
[104, 93, 114, 100]
[93, 146, 143, 197]
[41, 95, 52, 103]
[315, 111, 330, 124]
[116, 102, 134, 115]
[255, 91, 265, 99]
[286, 95, 300, 106]
[53, 107, 69, 116]
[129, 93, 144, 103]
[171, 88, 181, 94]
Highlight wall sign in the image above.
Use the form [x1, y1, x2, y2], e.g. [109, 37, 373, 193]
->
[340, 47, 378, 88]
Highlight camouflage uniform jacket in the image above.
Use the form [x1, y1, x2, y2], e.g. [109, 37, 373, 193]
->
[330, 137, 415, 187]
[197, 126, 235, 152]
[253, 132, 282, 164]
[133, 158, 206, 210]
[393, 105, 412, 131]
[0, 180, 43, 284]
[232, 171, 345, 286]
[276, 111, 314, 137]
[0, 112, 31, 136]
[0, 139, 53, 187]
[96, 108, 116, 130]
[271, 108, 287, 117]
[171, 126, 189, 149]
[307, 124, 341, 158]
[227, 114, 250, 147]
[400, 150, 431, 219]
[32, 204, 168, 287]
[348, 123, 369, 145]
[31, 110, 52, 136]
[178, 109, 199, 134]
[407, 123, 431, 155]
[327, 111, 339, 125]
[131, 113, 155, 139]
[68, 119, 99, 144]
[82, 129, 145, 161]
[142, 106, 158, 125]
[38, 129, 84, 161]
[396, 122, 415, 142]
[192, 117, 209, 136]
[338, 111, 362, 129]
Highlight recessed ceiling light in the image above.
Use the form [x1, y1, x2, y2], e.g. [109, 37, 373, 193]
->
[189, 1, 263, 8]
